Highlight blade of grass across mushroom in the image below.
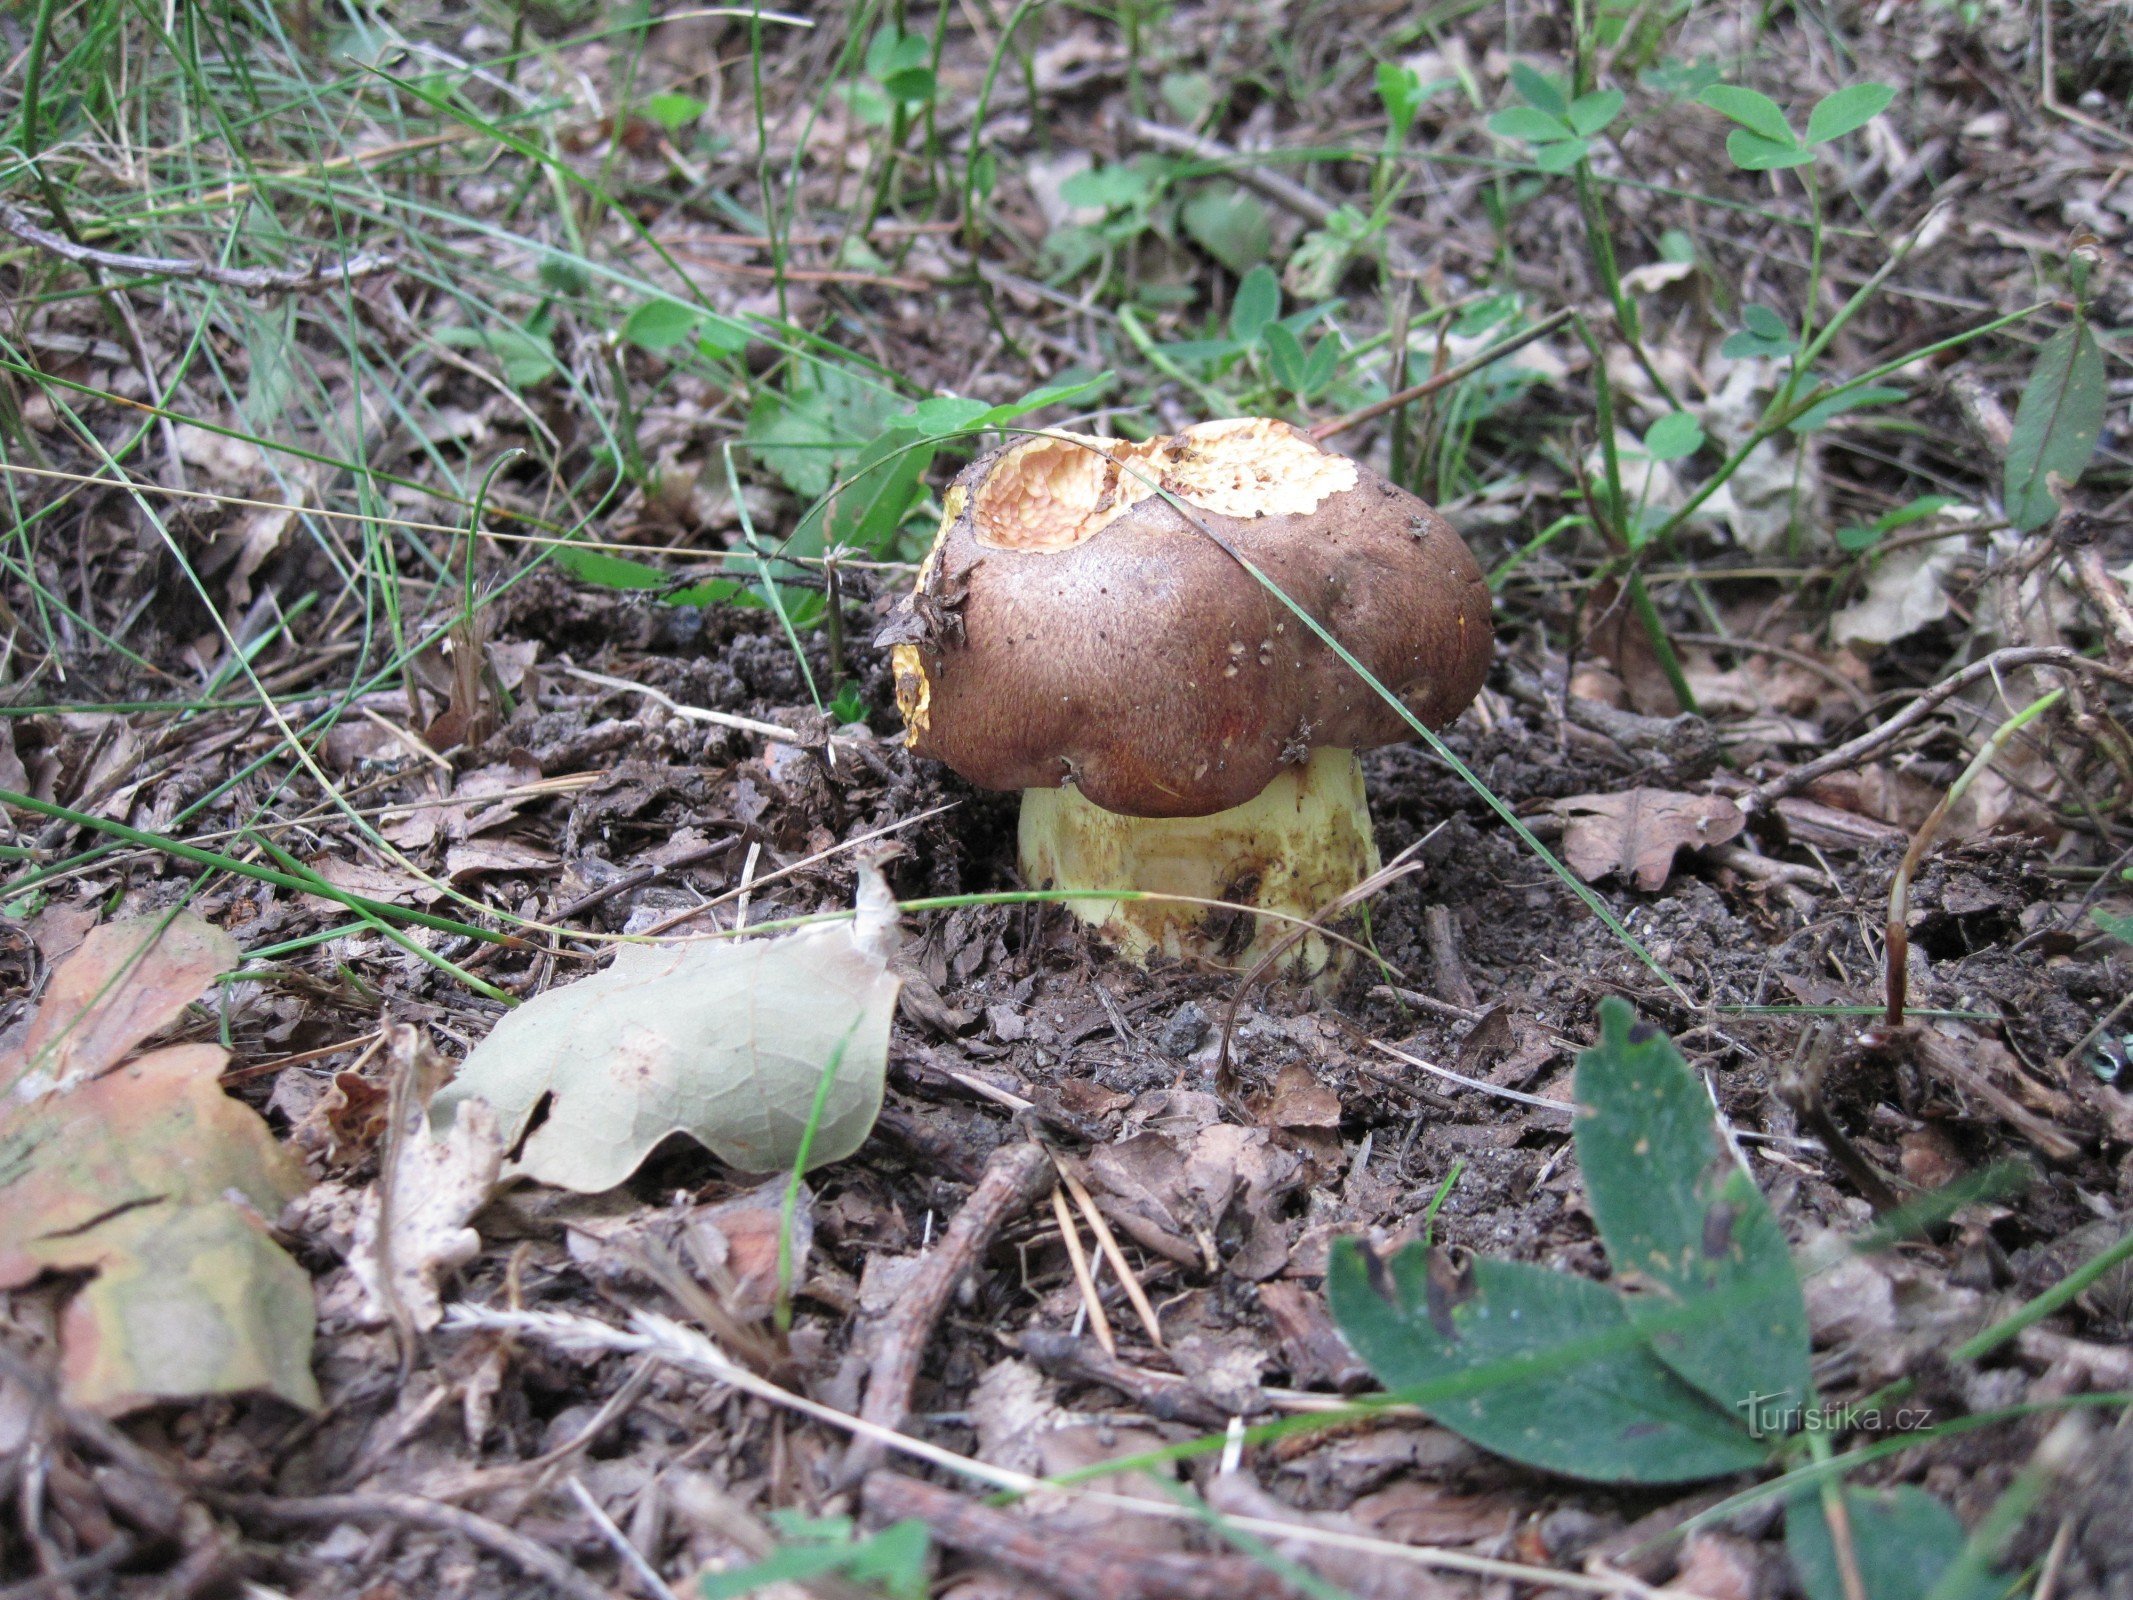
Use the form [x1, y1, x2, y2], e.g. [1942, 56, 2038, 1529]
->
[1036, 443, 1695, 1005]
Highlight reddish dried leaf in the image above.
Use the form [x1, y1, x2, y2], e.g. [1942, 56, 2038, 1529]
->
[4, 915, 237, 1097]
[0, 916, 318, 1413]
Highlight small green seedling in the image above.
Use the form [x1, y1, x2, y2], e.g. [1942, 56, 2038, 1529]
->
[1720, 304, 1798, 361]
[1180, 183, 1274, 275]
[1700, 80, 1893, 171]
[1639, 56, 1721, 102]
[839, 25, 936, 127]
[1487, 64, 1624, 173]
[621, 297, 750, 359]
[1642, 410, 1704, 462]
[1836, 493, 1956, 553]
[1330, 1000, 2007, 1594]
[641, 90, 705, 132]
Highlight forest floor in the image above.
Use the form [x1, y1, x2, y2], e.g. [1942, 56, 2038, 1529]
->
[4, 2, 2133, 1598]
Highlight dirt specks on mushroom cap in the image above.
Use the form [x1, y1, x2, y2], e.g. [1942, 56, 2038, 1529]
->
[968, 420, 1359, 551]
[885, 420, 1493, 819]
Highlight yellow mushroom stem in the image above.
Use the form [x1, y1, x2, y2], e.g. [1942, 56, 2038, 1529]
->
[1017, 746, 1381, 985]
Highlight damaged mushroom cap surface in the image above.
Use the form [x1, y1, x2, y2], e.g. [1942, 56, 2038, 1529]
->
[886, 418, 1493, 819]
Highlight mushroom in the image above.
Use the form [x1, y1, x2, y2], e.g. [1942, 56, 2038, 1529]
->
[879, 418, 1492, 980]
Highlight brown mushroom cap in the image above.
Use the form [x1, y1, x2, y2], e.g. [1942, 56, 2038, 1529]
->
[886, 419, 1493, 819]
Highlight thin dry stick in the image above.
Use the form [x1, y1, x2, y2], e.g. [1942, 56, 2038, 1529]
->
[566, 1475, 679, 1600]
[1371, 1039, 1574, 1113]
[206, 1491, 613, 1600]
[1309, 307, 1579, 441]
[561, 664, 811, 744]
[638, 803, 957, 940]
[1747, 646, 2132, 812]
[0, 203, 393, 291]
[1061, 1166, 1165, 1349]
[843, 1140, 1054, 1479]
[438, 1305, 1703, 1598]
[1051, 1183, 1116, 1355]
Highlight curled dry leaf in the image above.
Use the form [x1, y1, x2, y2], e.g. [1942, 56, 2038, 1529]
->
[349, 1025, 504, 1332]
[434, 864, 903, 1191]
[0, 915, 319, 1413]
[1552, 788, 1746, 892]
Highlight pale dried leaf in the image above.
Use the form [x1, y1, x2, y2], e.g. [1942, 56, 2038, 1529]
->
[1831, 538, 1962, 647]
[351, 1029, 504, 1331]
[434, 866, 902, 1189]
[1553, 789, 1746, 891]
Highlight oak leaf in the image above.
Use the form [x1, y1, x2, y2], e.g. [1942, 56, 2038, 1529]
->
[0, 916, 318, 1413]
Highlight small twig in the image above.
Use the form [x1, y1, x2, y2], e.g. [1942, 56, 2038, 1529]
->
[1776, 1025, 1906, 1217]
[205, 1491, 615, 1600]
[0, 203, 393, 292]
[1016, 1330, 1234, 1428]
[559, 664, 815, 745]
[1371, 1038, 1574, 1114]
[1051, 1183, 1116, 1355]
[0, 1535, 136, 1600]
[1061, 1165, 1165, 1348]
[2064, 533, 2133, 667]
[1746, 647, 2131, 813]
[567, 1476, 679, 1600]
[841, 1140, 1053, 1480]
[1422, 904, 1478, 1010]
[1366, 983, 1483, 1024]
[1309, 307, 1578, 441]
[1120, 115, 1344, 233]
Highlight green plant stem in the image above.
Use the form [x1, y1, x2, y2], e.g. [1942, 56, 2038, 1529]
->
[774, 1019, 860, 1335]
[1780, 167, 1826, 414]
[1643, 300, 2049, 553]
[1116, 305, 1233, 413]
[1625, 569, 1700, 715]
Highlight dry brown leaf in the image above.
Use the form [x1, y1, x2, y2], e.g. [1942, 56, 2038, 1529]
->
[444, 836, 562, 881]
[1552, 788, 1746, 891]
[0, 916, 318, 1413]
